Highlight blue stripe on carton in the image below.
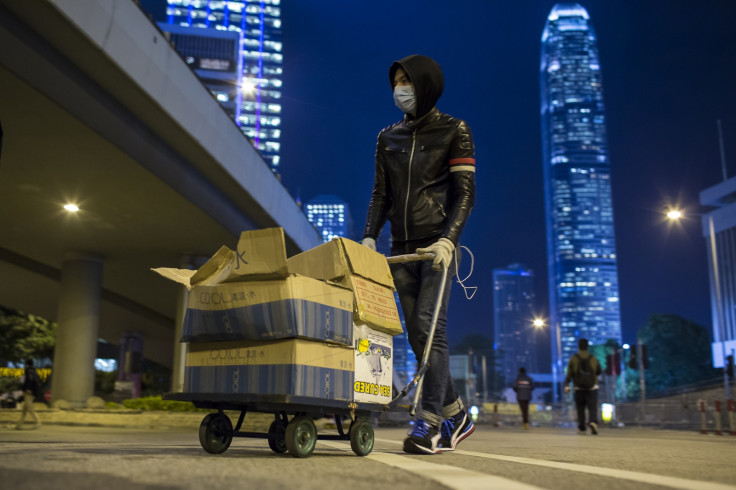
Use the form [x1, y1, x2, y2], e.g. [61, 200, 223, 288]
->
[184, 365, 353, 401]
[181, 298, 353, 345]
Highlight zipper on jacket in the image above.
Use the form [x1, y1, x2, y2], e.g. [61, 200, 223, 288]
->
[403, 130, 417, 241]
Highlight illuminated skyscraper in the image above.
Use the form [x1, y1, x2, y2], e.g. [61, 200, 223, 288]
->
[161, 0, 282, 174]
[305, 195, 352, 243]
[540, 4, 622, 398]
[493, 264, 538, 384]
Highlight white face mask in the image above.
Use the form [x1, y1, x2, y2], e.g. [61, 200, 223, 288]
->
[393, 85, 416, 115]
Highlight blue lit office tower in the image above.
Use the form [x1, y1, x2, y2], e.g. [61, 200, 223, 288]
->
[161, 1, 282, 174]
[305, 195, 352, 243]
[540, 4, 622, 397]
[493, 264, 539, 384]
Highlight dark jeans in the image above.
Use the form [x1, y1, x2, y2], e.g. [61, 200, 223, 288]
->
[390, 256, 458, 425]
[574, 389, 598, 430]
[518, 400, 530, 423]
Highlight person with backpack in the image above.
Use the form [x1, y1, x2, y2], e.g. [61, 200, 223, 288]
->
[15, 359, 42, 430]
[564, 338, 602, 434]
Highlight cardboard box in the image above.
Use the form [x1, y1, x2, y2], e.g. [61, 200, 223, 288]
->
[352, 323, 393, 404]
[287, 238, 403, 336]
[181, 275, 354, 345]
[153, 228, 290, 289]
[184, 339, 354, 401]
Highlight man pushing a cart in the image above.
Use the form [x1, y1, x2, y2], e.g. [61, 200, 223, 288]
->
[362, 54, 476, 454]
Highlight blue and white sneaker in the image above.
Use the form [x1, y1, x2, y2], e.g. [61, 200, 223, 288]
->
[403, 419, 442, 454]
[440, 411, 475, 450]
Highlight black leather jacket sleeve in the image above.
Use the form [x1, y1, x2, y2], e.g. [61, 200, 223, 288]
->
[364, 140, 390, 240]
[445, 169, 475, 245]
[444, 120, 476, 244]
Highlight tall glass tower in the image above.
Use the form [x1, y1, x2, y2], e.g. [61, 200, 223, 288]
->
[540, 4, 622, 400]
[162, 0, 283, 175]
[493, 264, 538, 384]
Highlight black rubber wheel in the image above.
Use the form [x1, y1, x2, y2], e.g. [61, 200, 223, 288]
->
[349, 419, 374, 456]
[285, 416, 317, 458]
[198, 413, 233, 454]
[267, 419, 288, 454]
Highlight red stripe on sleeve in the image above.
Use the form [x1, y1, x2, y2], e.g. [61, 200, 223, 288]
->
[449, 158, 476, 165]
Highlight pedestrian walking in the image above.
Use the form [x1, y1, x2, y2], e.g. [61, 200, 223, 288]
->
[362, 54, 476, 454]
[15, 359, 42, 430]
[564, 338, 602, 434]
[512, 367, 534, 429]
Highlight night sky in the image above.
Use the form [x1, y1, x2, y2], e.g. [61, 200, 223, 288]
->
[143, 1, 736, 360]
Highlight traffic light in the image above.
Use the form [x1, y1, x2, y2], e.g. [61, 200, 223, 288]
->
[641, 345, 649, 369]
[606, 353, 621, 375]
[628, 348, 637, 369]
[628, 345, 649, 369]
[606, 354, 614, 375]
[727, 355, 734, 379]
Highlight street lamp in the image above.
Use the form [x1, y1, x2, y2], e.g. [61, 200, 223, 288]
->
[666, 207, 731, 401]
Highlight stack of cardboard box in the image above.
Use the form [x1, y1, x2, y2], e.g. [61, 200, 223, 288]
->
[154, 228, 402, 405]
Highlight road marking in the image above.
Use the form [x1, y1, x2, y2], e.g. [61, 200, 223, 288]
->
[319, 440, 543, 490]
[449, 449, 736, 490]
[374, 438, 736, 490]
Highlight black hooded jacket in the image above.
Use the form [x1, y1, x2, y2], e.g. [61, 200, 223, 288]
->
[363, 55, 476, 250]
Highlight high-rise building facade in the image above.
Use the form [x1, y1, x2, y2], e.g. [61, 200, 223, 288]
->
[305, 194, 352, 243]
[493, 264, 538, 384]
[161, 0, 282, 174]
[700, 178, 736, 368]
[540, 4, 622, 398]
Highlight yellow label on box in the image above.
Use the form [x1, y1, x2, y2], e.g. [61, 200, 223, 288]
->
[351, 276, 402, 334]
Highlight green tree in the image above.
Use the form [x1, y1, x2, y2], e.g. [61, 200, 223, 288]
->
[0, 305, 57, 366]
[625, 314, 720, 397]
[589, 339, 618, 371]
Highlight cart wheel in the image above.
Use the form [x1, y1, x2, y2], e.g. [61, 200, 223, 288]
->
[267, 419, 288, 454]
[349, 419, 374, 456]
[198, 412, 233, 454]
[285, 416, 317, 458]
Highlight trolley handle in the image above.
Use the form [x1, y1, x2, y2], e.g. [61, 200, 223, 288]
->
[386, 253, 435, 264]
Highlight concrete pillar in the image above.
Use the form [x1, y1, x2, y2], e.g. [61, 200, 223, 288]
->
[51, 252, 102, 408]
[170, 257, 193, 393]
[170, 285, 189, 393]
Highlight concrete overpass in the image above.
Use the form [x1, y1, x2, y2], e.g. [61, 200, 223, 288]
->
[0, 0, 321, 406]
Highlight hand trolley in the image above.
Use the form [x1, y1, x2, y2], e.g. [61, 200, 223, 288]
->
[164, 253, 448, 458]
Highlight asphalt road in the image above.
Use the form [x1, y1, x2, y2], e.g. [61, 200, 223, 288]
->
[1, 424, 734, 490]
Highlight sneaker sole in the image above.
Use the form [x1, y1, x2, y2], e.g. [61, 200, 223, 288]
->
[451, 423, 475, 449]
[403, 439, 443, 455]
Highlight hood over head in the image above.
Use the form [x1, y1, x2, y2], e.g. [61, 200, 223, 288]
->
[389, 54, 444, 119]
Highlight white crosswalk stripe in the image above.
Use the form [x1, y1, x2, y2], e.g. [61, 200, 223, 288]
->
[371, 436, 736, 490]
[319, 440, 544, 490]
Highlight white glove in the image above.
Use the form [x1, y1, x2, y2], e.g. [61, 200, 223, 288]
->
[361, 237, 377, 251]
[416, 238, 454, 271]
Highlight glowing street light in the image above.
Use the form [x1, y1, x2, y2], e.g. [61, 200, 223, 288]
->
[63, 203, 80, 212]
[241, 79, 256, 95]
[666, 209, 682, 220]
[532, 318, 545, 328]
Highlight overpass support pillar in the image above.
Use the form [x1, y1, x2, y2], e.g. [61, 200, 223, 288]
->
[170, 258, 192, 393]
[51, 252, 102, 408]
